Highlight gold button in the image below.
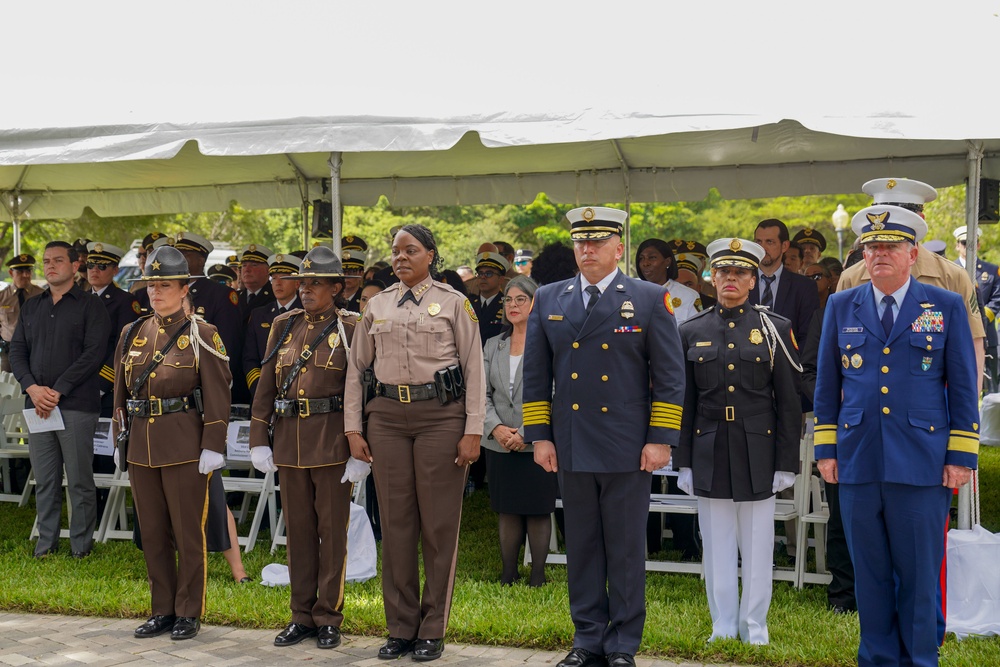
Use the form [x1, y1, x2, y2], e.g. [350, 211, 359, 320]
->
[696, 429, 701, 434]
[601, 407, 608, 413]
[728, 343, 735, 349]
[573, 342, 580, 349]
[844, 423, 849, 428]
[698, 356, 704, 362]
[149, 418, 155, 424]
[301, 368, 308, 373]
[926, 345, 932, 351]
[602, 343, 609, 350]
[728, 386, 735, 392]
[150, 372, 156, 378]
[881, 386, 888, 394]
[882, 407, 890, 415]
[881, 366, 889, 373]
[728, 364, 735, 371]
[308, 325, 314, 330]
[728, 322, 735, 328]
[846, 344, 851, 350]
[601, 375, 608, 382]
[158, 328, 165, 334]
[930, 426, 935, 432]
[572, 404, 579, 411]
[299, 389, 305, 396]
[813, 417, 818, 424]
[571, 372, 578, 380]
[883, 347, 890, 354]
[767, 429, 772, 435]
[150, 395, 156, 400]
[755, 357, 761, 362]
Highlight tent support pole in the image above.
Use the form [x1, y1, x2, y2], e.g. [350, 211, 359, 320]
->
[611, 140, 632, 275]
[301, 201, 310, 250]
[959, 142, 984, 530]
[328, 152, 343, 254]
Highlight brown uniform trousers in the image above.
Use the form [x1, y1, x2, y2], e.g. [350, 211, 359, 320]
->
[250, 306, 355, 628]
[113, 310, 232, 618]
[345, 279, 485, 640]
[0, 282, 44, 372]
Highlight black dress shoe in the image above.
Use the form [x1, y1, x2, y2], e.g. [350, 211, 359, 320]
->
[829, 605, 856, 615]
[274, 622, 318, 646]
[134, 615, 177, 638]
[317, 625, 341, 649]
[412, 638, 444, 661]
[557, 647, 607, 667]
[606, 653, 636, 667]
[72, 550, 91, 559]
[238, 576, 253, 584]
[378, 636, 415, 660]
[33, 547, 57, 559]
[170, 616, 200, 640]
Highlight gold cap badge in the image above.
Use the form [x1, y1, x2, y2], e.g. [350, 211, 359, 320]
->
[729, 239, 742, 252]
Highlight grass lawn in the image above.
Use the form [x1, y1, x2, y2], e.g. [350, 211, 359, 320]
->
[2, 449, 1000, 666]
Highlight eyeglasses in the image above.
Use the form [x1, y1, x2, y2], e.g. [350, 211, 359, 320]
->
[514, 260, 530, 266]
[502, 295, 530, 306]
[476, 270, 498, 279]
[806, 273, 827, 281]
[137, 252, 147, 260]
[86, 262, 112, 271]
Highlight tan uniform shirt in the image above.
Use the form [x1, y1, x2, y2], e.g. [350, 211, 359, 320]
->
[838, 245, 986, 339]
[112, 311, 232, 467]
[249, 306, 355, 467]
[0, 283, 44, 341]
[345, 278, 485, 434]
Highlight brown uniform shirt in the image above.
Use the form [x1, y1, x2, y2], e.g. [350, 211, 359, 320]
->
[838, 244, 986, 340]
[249, 305, 355, 467]
[0, 283, 44, 342]
[345, 278, 485, 434]
[113, 310, 233, 467]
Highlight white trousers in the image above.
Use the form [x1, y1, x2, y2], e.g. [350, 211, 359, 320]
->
[697, 495, 776, 644]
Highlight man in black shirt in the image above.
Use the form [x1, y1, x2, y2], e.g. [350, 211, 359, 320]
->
[9, 241, 111, 558]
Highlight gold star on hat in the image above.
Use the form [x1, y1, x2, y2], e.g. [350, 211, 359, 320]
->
[152, 260, 161, 270]
[302, 259, 312, 268]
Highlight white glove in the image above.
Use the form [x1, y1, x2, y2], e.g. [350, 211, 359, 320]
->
[113, 448, 121, 470]
[250, 446, 278, 474]
[772, 471, 796, 493]
[677, 467, 694, 495]
[341, 457, 372, 484]
[198, 449, 226, 475]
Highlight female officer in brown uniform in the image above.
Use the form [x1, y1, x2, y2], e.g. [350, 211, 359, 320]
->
[345, 224, 485, 662]
[248, 246, 358, 650]
[113, 245, 232, 641]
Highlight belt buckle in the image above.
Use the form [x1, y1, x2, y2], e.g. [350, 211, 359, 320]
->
[398, 385, 411, 404]
[298, 398, 310, 418]
[149, 398, 163, 417]
[725, 406, 734, 422]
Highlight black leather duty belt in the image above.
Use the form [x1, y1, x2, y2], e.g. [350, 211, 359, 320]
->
[274, 396, 344, 418]
[376, 382, 437, 403]
[126, 395, 195, 418]
[698, 404, 773, 422]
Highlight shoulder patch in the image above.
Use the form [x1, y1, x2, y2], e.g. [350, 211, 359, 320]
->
[213, 332, 227, 355]
[229, 291, 239, 306]
[464, 299, 479, 322]
[131, 301, 142, 315]
[694, 297, 703, 311]
[663, 291, 675, 315]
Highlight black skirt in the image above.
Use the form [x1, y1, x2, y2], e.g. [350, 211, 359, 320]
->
[485, 448, 559, 515]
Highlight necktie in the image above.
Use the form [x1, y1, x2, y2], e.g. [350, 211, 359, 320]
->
[397, 290, 418, 307]
[881, 295, 895, 337]
[16, 289, 24, 306]
[585, 285, 601, 315]
[761, 275, 775, 308]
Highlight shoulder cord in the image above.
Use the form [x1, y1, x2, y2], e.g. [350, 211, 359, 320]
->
[758, 310, 803, 373]
[336, 308, 358, 357]
[260, 314, 301, 367]
[188, 314, 230, 370]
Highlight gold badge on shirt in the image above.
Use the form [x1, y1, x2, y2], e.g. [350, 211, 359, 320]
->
[620, 300, 635, 319]
[328, 332, 340, 349]
[749, 329, 763, 345]
[428, 303, 441, 317]
[177, 335, 190, 350]
[132, 336, 147, 348]
[851, 353, 863, 368]
[842, 354, 850, 369]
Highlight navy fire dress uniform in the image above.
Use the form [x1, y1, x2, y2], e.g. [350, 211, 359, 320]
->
[471, 251, 509, 345]
[243, 254, 303, 397]
[236, 244, 275, 322]
[523, 207, 685, 660]
[814, 206, 979, 667]
[953, 225, 1000, 393]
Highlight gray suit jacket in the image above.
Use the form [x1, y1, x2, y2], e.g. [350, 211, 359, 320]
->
[483, 332, 529, 453]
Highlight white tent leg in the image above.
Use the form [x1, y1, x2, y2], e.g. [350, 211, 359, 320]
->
[328, 152, 343, 254]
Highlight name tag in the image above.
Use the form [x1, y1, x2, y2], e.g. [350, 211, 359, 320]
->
[695, 341, 712, 347]
[841, 327, 864, 333]
[548, 315, 564, 321]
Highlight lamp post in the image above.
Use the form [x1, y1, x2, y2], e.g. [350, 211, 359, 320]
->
[832, 204, 850, 262]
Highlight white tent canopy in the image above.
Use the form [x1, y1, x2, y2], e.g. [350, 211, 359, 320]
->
[3, 1, 1000, 221]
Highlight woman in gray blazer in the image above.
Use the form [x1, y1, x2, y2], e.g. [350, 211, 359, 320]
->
[483, 275, 558, 586]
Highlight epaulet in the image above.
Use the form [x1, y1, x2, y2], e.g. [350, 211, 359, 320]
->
[432, 280, 465, 298]
[339, 309, 360, 323]
[684, 307, 715, 323]
[273, 308, 303, 324]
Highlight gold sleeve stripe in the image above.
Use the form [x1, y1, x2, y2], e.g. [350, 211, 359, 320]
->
[523, 401, 551, 410]
[814, 431, 837, 446]
[948, 435, 980, 454]
[251, 416, 271, 425]
[99, 366, 115, 382]
[651, 402, 682, 412]
[814, 424, 837, 431]
[523, 415, 551, 426]
[246, 368, 261, 386]
[649, 419, 681, 430]
[950, 430, 980, 439]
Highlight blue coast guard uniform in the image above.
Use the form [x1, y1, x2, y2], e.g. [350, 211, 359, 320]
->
[813, 204, 979, 667]
[523, 206, 684, 660]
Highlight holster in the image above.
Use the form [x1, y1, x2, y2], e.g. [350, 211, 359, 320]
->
[274, 399, 298, 417]
[0, 339, 9, 354]
[433, 364, 465, 405]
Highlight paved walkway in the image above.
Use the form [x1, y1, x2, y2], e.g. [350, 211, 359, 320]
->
[0, 613, 742, 667]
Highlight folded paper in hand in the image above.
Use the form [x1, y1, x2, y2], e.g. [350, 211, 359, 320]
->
[23, 407, 65, 433]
